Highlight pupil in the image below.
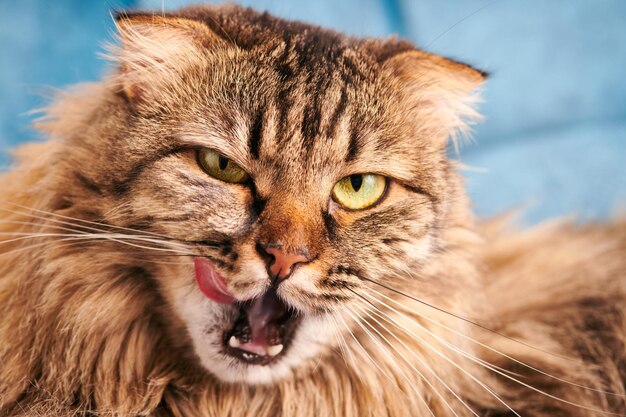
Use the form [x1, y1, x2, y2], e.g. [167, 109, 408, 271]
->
[350, 175, 363, 192]
[218, 156, 229, 170]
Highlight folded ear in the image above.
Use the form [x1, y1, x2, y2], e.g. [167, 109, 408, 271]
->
[381, 48, 487, 145]
[112, 13, 226, 101]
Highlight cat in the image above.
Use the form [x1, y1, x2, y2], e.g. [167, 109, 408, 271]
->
[0, 4, 624, 417]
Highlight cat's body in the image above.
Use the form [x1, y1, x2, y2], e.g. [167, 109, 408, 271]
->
[0, 5, 624, 417]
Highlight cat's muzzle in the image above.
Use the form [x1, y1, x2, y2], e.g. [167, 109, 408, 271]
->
[193, 257, 301, 365]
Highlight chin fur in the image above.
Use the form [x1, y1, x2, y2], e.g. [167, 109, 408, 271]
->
[171, 278, 335, 385]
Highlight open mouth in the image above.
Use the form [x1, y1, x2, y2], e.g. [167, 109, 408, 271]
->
[224, 288, 301, 365]
[194, 258, 301, 366]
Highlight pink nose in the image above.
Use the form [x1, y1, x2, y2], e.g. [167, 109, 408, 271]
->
[264, 247, 311, 281]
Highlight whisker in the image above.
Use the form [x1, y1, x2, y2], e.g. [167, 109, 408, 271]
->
[0, 232, 90, 246]
[361, 276, 590, 365]
[0, 204, 232, 263]
[424, 0, 502, 50]
[4, 203, 180, 241]
[363, 282, 626, 398]
[309, 350, 326, 374]
[352, 292, 517, 416]
[0, 232, 195, 255]
[0, 209, 106, 235]
[0, 236, 103, 259]
[0, 207, 196, 251]
[359, 289, 625, 416]
[344, 308, 436, 417]
[0, 219, 95, 235]
[328, 313, 358, 371]
[0, 220, 192, 252]
[352, 301, 476, 417]
[334, 311, 400, 387]
[0, 208, 139, 236]
[113, 254, 193, 266]
[3, 240, 193, 267]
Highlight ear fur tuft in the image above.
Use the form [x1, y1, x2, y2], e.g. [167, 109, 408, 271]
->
[381, 48, 487, 149]
[109, 13, 225, 101]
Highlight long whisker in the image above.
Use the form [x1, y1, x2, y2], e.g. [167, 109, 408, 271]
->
[0, 232, 195, 255]
[0, 208, 196, 250]
[363, 282, 626, 398]
[0, 220, 191, 253]
[0, 204, 234, 266]
[0, 236, 194, 269]
[328, 313, 357, 371]
[352, 301, 477, 417]
[334, 311, 399, 386]
[344, 308, 436, 417]
[2, 206, 226, 258]
[1, 206, 141, 238]
[361, 276, 590, 365]
[359, 289, 626, 416]
[353, 290, 518, 416]
[4, 203, 180, 241]
[0, 219, 96, 235]
[112, 254, 194, 266]
[0, 221, 216, 268]
[0, 208, 113, 236]
[0, 236, 91, 258]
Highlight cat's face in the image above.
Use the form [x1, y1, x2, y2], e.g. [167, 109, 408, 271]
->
[53, 10, 483, 384]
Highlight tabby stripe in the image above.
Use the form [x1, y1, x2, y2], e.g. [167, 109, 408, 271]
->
[275, 88, 292, 144]
[340, 53, 362, 85]
[111, 144, 188, 196]
[275, 37, 293, 80]
[249, 110, 264, 159]
[301, 79, 324, 145]
[345, 129, 361, 162]
[74, 172, 104, 195]
[322, 210, 338, 241]
[404, 184, 437, 205]
[249, 183, 267, 221]
[327, 87, 348, 138]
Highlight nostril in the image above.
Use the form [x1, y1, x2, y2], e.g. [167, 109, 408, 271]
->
[255, 243, 274, 264]
[262, 246, 311, 281]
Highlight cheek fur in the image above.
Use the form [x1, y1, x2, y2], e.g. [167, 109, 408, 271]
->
[331, 196, 437, 272]
[125, 157, 255, 241]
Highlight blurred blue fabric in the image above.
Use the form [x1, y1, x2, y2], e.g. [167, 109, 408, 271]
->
[1, 0, 624, 224]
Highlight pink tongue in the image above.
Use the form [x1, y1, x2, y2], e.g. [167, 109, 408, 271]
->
[194, 258, 288, 357]
[248, 290, 282, 343]
[193, 258, 236, 304]
[237, 290, 286, 356]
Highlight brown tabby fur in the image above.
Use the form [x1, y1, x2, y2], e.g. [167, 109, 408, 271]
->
[0, 4, 625, 417]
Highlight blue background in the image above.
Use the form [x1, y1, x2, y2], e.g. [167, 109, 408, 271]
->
[1, 0, 625, 224]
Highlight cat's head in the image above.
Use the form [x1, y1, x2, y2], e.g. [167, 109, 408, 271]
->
[44, 6, 484, 384]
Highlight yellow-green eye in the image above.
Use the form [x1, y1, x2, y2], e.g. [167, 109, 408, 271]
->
[197, 149, 249, 184]
[332, 174, 387, 210]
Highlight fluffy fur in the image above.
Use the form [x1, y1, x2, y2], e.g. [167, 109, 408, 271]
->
[0, 4, 624, 416]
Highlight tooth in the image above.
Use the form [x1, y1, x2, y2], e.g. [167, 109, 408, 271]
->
[229, 336, 241, 348]
[267, 344, 283, 357]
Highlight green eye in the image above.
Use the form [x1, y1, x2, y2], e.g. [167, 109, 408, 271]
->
[332, 174, 387, 210]
[197, 149, 249, 184]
